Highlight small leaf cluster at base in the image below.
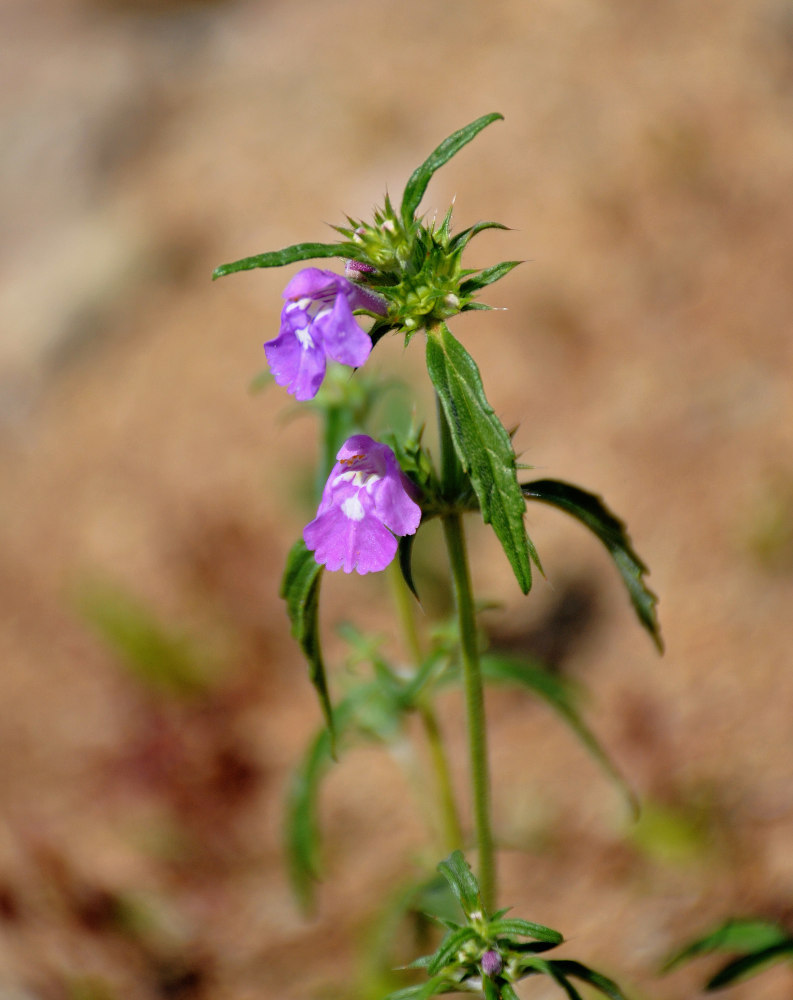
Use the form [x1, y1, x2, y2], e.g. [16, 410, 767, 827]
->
[383, 851, 631, 1000]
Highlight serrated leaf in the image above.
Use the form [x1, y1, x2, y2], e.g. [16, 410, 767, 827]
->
[428, 324, 533, 593]
[437, 851, 484, 918]
[480, 653, 637, 817]
[522, 479, 662, 650]
[707, 940, 793, 989]
[401, 113, 504, 225]
[459, 260, 522, 295]
[489, 917, 563, 945]
[663, 917, 789, 972]
[212, 241, 347, 279]
[280, 539, 333, 739]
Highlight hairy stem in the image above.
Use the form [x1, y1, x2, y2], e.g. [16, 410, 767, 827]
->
[436, 394, 496, 909]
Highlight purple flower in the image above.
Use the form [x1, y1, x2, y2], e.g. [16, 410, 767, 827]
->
[304, 435, 421, 574]
[264, 268, 386, 401]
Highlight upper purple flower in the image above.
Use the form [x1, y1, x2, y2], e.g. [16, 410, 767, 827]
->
[264, 268, 386, 401]
[304, 435, 421, 574]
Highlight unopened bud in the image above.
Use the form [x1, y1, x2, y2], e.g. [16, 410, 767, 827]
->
[481, 950, 503, 978]
[345, 259, 377, 281]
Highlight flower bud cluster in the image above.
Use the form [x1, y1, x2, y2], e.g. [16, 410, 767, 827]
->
[338, 198, 474, 339]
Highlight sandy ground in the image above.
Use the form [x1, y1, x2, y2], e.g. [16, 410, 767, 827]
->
[2, 1, 793, 998]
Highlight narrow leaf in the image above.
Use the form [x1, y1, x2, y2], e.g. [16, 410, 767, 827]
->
[280, 539, 333, 739]
[448, 221, 510, 252]
[459, 260, 522, 295]
[212, 241, 346, 279]
[428, 927, 478, 975]
[707, 940, 793, 988]
[550, 960, 630, 1000]
[489, 917, 563, 945]
[521, 959, 582, 1000]
[437, 850, 483, 918]
[428, 324, 533, 593]
[522, 479, 662, 650]
[284, 726, 332, 909]
[398, 531, 420, 602]
[664, 917, 789, 971]
[285, 698, 358, 909]
[401, 113, 504, 225]
[480, 653, 637, 817]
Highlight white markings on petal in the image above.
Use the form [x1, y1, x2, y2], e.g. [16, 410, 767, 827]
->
[295, 327, 315, 349]
[341, 495, 365, 521]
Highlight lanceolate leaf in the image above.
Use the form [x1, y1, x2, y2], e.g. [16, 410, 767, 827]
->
[280, 539, 333, 738]
[427, 926, 478, 975]
[480, 653, 638, 817]
[548, 961, 630, 1000]
[663, 917, 789, 971]
[428, 324, 534, 593]
[707, 940, 793, 989]
[285, 697, 359, 910]
[212, 241, 348, 279]
[522, 479, 662, 650]
[400, 113, 504, 225]
[459, 260, 522, 295]
[397, 532, 420, 602]
[437, 850, 483, 918]
[448, 221, 510, 252]
[489, 918, 563, 945]
[285, 725, 332, 909]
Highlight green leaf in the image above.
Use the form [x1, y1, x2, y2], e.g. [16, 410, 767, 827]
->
[448, 221, 510, 252]
[427, 926, 478, 975]
[663, 917, 790, 971]
[284, 725, 332, 909]
[707, 940, 793, 989]
[284, 697, 360, 909]
[400, 113, 504, 225]
[480, 653, 638, 817]
[522, 479, 662, 650]
[280, 539, 333, 740]
[483, 976, 500, 1000]
[382, 976, 451, 1000]
[500, 984, 521, 1000]
[212, 241, 347, 279]
[549, 960, 630, 1000]
[428, 324, 534, 593]
[489, 917, 563, 945]
[398, 531, 421, 602]
[437, 850, 483, 918]
[459, 260, 522, 295]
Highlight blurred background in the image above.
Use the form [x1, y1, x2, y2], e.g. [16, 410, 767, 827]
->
[2, 0, 793, 997]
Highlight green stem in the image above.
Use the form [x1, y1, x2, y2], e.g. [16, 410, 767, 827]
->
[389, 564, 463, 854]
[436, 393, 496, 910]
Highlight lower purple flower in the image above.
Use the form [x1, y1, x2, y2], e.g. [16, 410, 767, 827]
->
[304, 435, 421, 574]
[264, 268, 386, 401]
